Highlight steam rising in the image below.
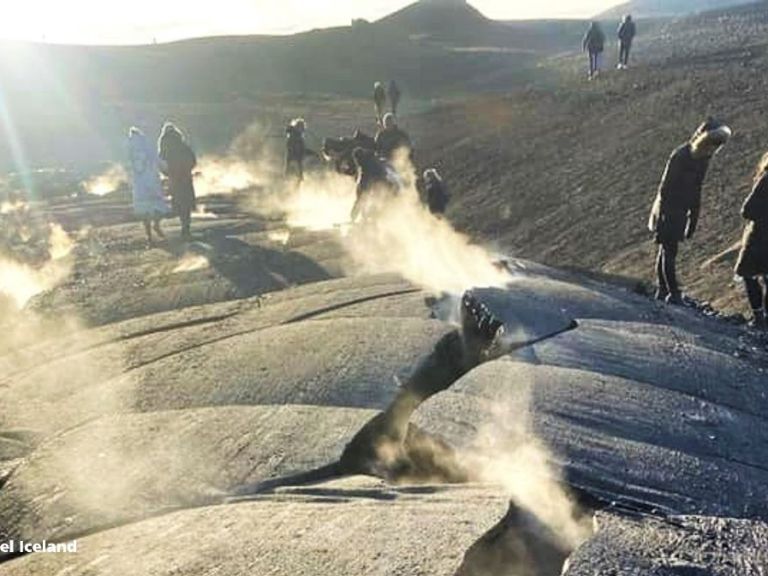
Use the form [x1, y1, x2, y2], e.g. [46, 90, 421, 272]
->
[195, 119, 278, 197]
[0, 197, 28, 214]
[173, 253, 210, 273]
[250, 170, 356, 232]
[461, 398, 592, 551]
[85, 164, 128, 196]
[0, 223, 74, 308]
[195, 155, 270, 197]
[241, 145, 510, 295]
[343, 194, 511, 295]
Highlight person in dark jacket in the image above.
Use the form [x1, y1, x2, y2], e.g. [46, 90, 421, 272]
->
[285, 118, 317, 183]
[350, 147, 399, 222]
[388, 80, 401, 116]
[617, 14, 636, 69]
[735, 153, 768, 329]
[375, 113, 412, 163]
[423, 168, 449, 215]
[583, 22, 606, 79]
[648, 119, 732, 305]
[158, 122, 197, 241]
[373, 82, 387, 125]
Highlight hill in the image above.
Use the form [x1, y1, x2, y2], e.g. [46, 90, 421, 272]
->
[0, 1, 588, 172]
[412, 1, 768, 313]
[599, 0, 755, 18]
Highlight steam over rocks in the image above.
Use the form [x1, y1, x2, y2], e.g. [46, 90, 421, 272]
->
[2, 165, 768, 574]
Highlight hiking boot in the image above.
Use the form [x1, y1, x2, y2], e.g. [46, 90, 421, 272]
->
[665, 292, 685, 306]
[748, 310, 767, 331]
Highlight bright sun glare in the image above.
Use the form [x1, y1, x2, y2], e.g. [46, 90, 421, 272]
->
[0, 1, 621, 44]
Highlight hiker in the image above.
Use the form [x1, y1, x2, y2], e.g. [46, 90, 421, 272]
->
[648, 119, 732, 305]
[388, 80, 401, 116]
[285, 118, 317, 183]
[158, 122, 197, 241]
[735, 153, 768, 329]
[617, 14, 636, 69]
[375, 113, 412, 164]
[322, 129, 376, 176]
[350, 147, 399, 222]
[583, 21, 606, 79]
[373, 82, 387, 124]
[423, 168, 449, 215]
[128, 127, 167, 246]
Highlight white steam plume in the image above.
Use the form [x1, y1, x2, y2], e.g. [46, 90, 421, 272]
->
[0, 223, 74, 309]
[460, 393, 592, 552]
[84, 164, 128, 196]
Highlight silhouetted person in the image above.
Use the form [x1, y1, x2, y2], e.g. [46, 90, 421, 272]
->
[350, 147, 399, 222]
[373, 82, 387, 124]
[735, 153, 768, 329]
[617, 14, 636, 69]
[648, 119, 732, 305]
[285, 118, 316, 183]
[128, 127, 167, 247]
[158, 122, 197, 241]
[423, 168, 449, 215]
[582, 22, 606, 79]
[388, 80, 401, 115]
[375, 113, 412, 163]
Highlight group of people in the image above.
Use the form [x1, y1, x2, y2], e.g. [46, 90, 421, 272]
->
[284, 81, 448, 221]
[583, 15, 636, 79]
[648, 118, 768, 329]
[128, 122, 197, 245]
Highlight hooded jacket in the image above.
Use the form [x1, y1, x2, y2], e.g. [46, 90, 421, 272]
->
[648, 143, 710, 243]
[583, 24, 606, 53]
[618, 20, 636, 43]
[159, 127, 197, 213]
[735, 172, 768, 277]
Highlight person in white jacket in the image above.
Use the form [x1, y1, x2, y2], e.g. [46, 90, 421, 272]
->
[128, 127, 168, 246]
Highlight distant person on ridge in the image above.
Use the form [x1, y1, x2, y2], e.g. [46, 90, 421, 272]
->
[734, 153, 768, 329]
[158, 122, 197, 241]
[423, 168, 449, 215]
[285, 118, 317, 184]
[128, 127, 167, 247]
[375, 113, 412, 164]
[617, 14, 636, 69]
[582, 21, 606, 80]
[373, 82, 387, 124]
[648, 119, 732, 305]
[388, 80, 401, 116]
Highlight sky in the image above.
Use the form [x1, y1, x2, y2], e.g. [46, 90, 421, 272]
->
[0, 1, 621, 45]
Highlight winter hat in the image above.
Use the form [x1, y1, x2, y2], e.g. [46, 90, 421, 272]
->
[691, 117, 732, 148]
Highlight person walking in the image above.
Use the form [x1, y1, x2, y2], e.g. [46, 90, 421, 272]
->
[583, 22, 606, 80]
[617, 14, 637, 69]
[648, 119, 732, 305]
[128, 127, 167, 246]
[375, 113, 412, 163]
[387, 80, 401, 116]
[735, 153, 768, 329]
[373, 82, 387, 125]
[285, 118, 317, 183]
[350, 147, 399, 222]
[158, 122, 197, 241]
[423, 168, 449, 215]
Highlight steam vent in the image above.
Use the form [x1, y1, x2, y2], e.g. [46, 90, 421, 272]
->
[0, 183, 766, 575]
[3, 1, 768, 575]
